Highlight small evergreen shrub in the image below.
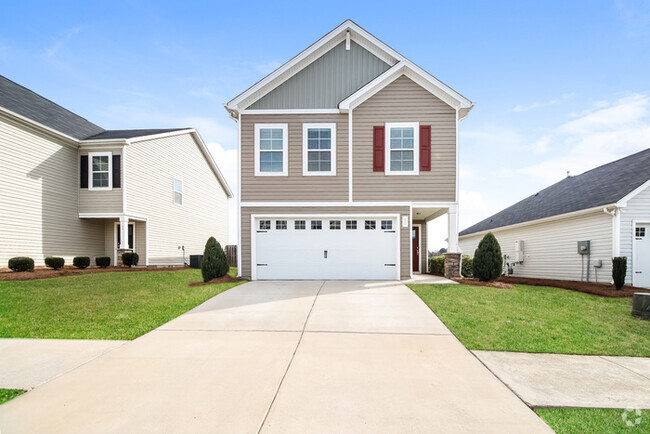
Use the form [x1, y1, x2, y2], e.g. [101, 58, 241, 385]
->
[428, 255, 445, 275]
[95, 257, 111, 268]
[44, 257, 65, 270]
[612, 257, 627, 290]
[201, 237, 229, 282]
[473, 232, 503, 282]
[73, 256, 90, 269]
[121, 252, 139, 268]
[461, 255, 473, 278]
[8, 257, 34, 272]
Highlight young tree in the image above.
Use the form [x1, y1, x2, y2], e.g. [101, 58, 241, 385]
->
[612, 257, 627, 290]
[472, 232, 503, 281]
[201, 237, 229, 282]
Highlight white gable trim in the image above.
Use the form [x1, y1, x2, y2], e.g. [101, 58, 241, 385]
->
[338, 61, 473, 116]
[617, 179, 650, 207]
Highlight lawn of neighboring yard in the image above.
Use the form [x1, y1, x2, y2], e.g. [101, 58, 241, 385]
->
[0, 389, 25, 405]
[409, 284, 650, 356]
[535, 408, 649, 433]
[0, 268, 243, 340]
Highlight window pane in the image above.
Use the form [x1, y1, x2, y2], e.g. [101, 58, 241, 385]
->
[365, 220, 376, 230]
[92, 156, 109, 171]
[259, 220, 271, 230]
[390, 150, 414, 172]
[306, 128, 331, 150]
[276, 220, 287, 230]
[260, 128, 283, 150]
[260, 151, 283, 172]
[346, 220, 357, 230]
[295, 220, 306, 230]
[381, 220, 393, 230]
[307, 150, 332, 172]
[330, 220, 341, 230]
[311, 220, 322, 230]
[174, 179, 183, 193]
[389, 127, 415, 150]
[271, 129, 283, 140]
[93, 172, 108, 187]
[174, 192, 182, 205]
[260, 129, 272, 139]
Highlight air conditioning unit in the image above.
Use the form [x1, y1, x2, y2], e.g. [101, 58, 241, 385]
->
[514, 240, 524, 263]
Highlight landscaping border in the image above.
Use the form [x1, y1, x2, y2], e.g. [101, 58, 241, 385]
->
[498, 276, 649, 298]
[0, 265, 190, 281]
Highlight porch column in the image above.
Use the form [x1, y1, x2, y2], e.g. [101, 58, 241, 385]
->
[119, 216, 130, 250]
[447, 205, 459, 253]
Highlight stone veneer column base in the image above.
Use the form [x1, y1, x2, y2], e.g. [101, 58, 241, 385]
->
[116, 249, 133, 266]
[443, 253, 461, 278]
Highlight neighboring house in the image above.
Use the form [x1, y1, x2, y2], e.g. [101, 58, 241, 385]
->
[225, 20, 473, 280]
[0, 75, 232, 267]
[459, 148, 650, 288]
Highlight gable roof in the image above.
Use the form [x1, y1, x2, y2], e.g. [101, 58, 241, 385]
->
[460, 148, 650, 237]
[0, 75, 104, 140]
[83, 128, 188, 141]
[225, 19, 473, 117]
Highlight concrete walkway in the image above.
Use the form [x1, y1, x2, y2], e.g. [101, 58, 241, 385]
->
[0, 281, 551, 433]
[474, 351, 650, 409]
[401, 273, 457, 284]
[0, 339, 126, 389]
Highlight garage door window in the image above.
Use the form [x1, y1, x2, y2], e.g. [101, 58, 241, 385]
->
[311, 220, 322, 230]
[295, 220, 306, 230]
[381, 220, 393, 230]
[637, 227, 646, 238]
[346, 220, 357, 230]
[259, 220, 271, 230]
[365, 220, 376, 230]
[330, 220, 341, 230]
[276, 220, 287, 230]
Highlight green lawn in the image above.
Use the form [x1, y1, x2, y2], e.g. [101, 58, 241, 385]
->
[536, 408, 650, 433]
[0, 268, 243, 340]
[0, 389, 25, 405]
[409, 284, 650, 356]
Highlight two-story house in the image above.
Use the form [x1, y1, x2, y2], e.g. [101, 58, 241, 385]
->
[0, 75, 232, 267]
[226, 20, 473, 280]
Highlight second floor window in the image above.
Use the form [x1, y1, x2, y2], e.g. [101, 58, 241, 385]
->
[173, 178, 183, 205]
[89, 152, 112, 190]
[255, 124, 288, 176]
[386, 123, 419, 175]
[303, 123, 336, 176]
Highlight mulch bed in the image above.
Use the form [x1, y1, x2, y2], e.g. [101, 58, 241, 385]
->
[0, 265, 190, 281]
[451, 278, 515, 289]
[498, 276, 650, 298]
[188, 275, 243, 286]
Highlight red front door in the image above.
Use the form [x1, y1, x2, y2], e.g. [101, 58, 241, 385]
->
[412, 226, 420, 272]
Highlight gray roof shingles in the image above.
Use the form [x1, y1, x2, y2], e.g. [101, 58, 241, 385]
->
[460, 147, 650, 236]
[83, 129, 189, 140]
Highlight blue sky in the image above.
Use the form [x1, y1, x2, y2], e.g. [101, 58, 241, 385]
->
[1, 1, 649, 246]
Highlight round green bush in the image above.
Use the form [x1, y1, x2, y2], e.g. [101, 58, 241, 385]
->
[428, 255, 445, 275]
[121, 252, 139, 268]
[44, 257, 65, 270]
[8, 257, 34, 272]
[461, 255, 473, 278]
[95, 257, 111, 268]
[201, 237, 229, 282]
[472, 232, 503, 282]
[72, 256, 90, 269]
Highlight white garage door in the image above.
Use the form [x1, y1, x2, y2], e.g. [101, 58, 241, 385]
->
[634, 223, 649, 288]
[254, 217, 399, 280]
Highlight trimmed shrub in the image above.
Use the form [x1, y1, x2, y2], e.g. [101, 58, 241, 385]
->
[73, 256, 90, 269]
[201, 237, 229, 282]
[121, 252, 139, 268]
[44, 257, 65, 270]
[95, 256, 111, 268]
[612, 257, 627, 290]
[473, 232, 503, 282]
[461, 255, 473, 278]
[429, 255, 445, 275]
[8, 257, 34, 272]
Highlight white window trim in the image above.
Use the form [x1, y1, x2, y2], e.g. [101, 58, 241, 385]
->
[88, 151, 113, 191]
[255, 123, 288, 176]
[173, 177, 183, 206]
[385, 122, 419, 176]
[302, 123, 336, 176]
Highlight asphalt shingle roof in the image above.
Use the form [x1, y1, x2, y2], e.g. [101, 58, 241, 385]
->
[83, 129, 189, 140]
[0, 75, 104, 140]
[460, 148, 650, 236]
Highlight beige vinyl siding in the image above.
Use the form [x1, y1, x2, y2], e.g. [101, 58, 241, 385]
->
[241, 205, 410, 280]
[459, 210, 613, 283]
[0, 114, 105, 265]
[352, 75, 457, 202]
[104, 220, 115, 258]
[125, 133, 228, 266]
[78, 148, 123, 214]
[620, 184, 650, 284]
[240, 114, 348, 201]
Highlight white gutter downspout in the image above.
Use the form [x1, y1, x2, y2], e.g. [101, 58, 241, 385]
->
[603, 207, 620, 258]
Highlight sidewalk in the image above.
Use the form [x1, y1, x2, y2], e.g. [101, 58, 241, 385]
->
[474, 351, 650, 409]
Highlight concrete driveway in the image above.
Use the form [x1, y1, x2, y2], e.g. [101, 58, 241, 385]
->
[0, 281, 550, 433]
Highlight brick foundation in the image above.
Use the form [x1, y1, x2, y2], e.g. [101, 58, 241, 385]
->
[443, 253, 461, 278]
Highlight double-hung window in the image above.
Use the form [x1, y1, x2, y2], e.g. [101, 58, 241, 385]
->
[385, 122, 419, 175]
[88, 152, 112, 190]
[255, 124, 288, 176]
[173, 178, 183, 205]
[303, 123, 336, 176]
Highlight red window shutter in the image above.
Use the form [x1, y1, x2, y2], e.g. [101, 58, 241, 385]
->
[373, 126, 385, 172]
[419, 125, 431, 171]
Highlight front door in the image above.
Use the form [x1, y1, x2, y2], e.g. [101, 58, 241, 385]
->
[634, 223, 649, 288]
[412, 226, 420, 272]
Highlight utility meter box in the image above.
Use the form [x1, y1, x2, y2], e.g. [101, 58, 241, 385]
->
[577, 240, 590, 255]
[514, 240, 525, 262]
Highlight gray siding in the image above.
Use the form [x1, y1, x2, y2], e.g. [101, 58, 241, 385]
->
[459, 210, 613, 283]
[240, 113, 349, 201]
[0, 114, 105, 265]
[249, 41, 390, 110]
[619, 184, 650, 284]
[125, 133, 228, 266]
[241, 206, 411, 280]
[352, 75, 457, 202]
[78, 148, 123, 214]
